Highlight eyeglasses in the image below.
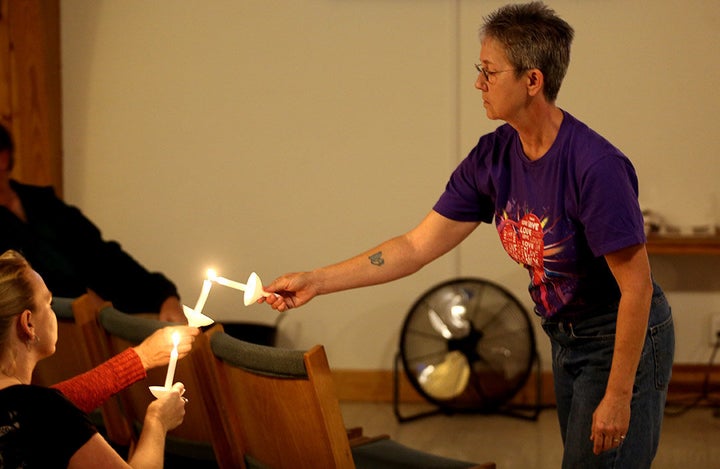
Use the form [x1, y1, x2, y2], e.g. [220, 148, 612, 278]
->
[474, 64, 516, 84]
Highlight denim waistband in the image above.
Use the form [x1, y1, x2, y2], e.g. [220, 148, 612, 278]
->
[541, 282, 670, 331]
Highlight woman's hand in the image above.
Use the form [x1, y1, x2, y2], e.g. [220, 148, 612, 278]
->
[145, 382, 187, 433]
[590, 393, 630, 454]
[133, 326, 199, 370]
[260, 271, 319, 312]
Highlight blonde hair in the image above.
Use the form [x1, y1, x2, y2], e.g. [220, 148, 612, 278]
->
[0, 250, 35, 375]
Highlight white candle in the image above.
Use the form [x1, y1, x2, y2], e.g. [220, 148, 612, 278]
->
[164, 332, 181, 389]
[194, 279, 213, 315]
[213, 275, 247, 291]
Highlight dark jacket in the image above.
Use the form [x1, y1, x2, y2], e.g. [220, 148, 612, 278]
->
[0, 180, 178, 313]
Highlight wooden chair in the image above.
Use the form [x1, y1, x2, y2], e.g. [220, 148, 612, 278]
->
[191, 328, 496, 469]
[95, 305, 219, 467]
[32, 294, 135, 448]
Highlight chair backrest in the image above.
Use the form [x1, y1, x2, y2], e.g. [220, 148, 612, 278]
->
[96, 306, 218, 465]
[193, 329, 356, 469]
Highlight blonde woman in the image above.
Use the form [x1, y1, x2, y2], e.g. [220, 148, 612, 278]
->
[0, 250, 187, 468]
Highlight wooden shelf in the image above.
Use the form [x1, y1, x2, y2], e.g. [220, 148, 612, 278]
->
[646, 234, 720, 255]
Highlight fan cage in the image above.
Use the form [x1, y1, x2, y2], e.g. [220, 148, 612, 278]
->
[398, 277, 537, 414]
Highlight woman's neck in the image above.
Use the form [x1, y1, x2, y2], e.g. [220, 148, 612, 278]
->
[513, 105, 564, 161]
[0, 349, 33, 389]
[0, 373, 27, 390]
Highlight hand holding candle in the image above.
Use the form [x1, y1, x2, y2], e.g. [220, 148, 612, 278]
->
[242, 272, 276, 306]
[183, 269, 275, 329]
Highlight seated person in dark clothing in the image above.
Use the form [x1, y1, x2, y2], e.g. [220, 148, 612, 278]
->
[0, 123, 184, 322]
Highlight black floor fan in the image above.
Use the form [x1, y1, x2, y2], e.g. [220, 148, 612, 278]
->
[393, 277, 542, 422]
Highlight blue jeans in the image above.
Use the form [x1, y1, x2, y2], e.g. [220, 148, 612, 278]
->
[541, 284, 674, 469]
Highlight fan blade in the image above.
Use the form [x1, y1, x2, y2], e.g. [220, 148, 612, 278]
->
[428, 309, 453, 339]
[427, 306, 470, 339]
[417, 351, 470, 400]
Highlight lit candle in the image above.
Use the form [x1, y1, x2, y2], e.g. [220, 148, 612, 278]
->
[164, 331, 181, 389]
[194, 277, 213, 315]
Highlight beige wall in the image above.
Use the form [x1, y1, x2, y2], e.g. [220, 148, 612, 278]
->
[61, 0, 720, 370]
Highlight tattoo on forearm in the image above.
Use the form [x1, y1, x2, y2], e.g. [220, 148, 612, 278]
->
[368, 251, 385, 266]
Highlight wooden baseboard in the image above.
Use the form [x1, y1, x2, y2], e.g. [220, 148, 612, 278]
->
[332, 369, 554, 405]
[332, 364, 720, 407]
[667, 364, 720, 394]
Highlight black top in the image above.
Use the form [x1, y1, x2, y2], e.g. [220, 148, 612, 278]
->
[0, 385, 97, 468]
[0, 180, 179, 313]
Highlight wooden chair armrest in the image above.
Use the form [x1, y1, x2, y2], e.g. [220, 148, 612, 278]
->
[347, 433, 391, 448]
[345, 426, 364, 440]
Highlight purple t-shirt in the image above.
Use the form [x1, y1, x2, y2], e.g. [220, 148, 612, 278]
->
[434, 111, 645, 319]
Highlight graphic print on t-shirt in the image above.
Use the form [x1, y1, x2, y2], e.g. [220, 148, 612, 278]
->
[496, 202, 574, 317]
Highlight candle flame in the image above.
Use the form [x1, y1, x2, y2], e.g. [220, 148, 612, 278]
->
[172, 331, 181, 348]
[206, 269, 217, 281]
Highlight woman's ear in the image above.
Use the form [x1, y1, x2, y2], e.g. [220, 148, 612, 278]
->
[16, 310, 34, 341]
[527, 69, 544, 97]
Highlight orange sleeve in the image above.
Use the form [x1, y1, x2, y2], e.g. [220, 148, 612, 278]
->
[51, 348, 146, 413]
